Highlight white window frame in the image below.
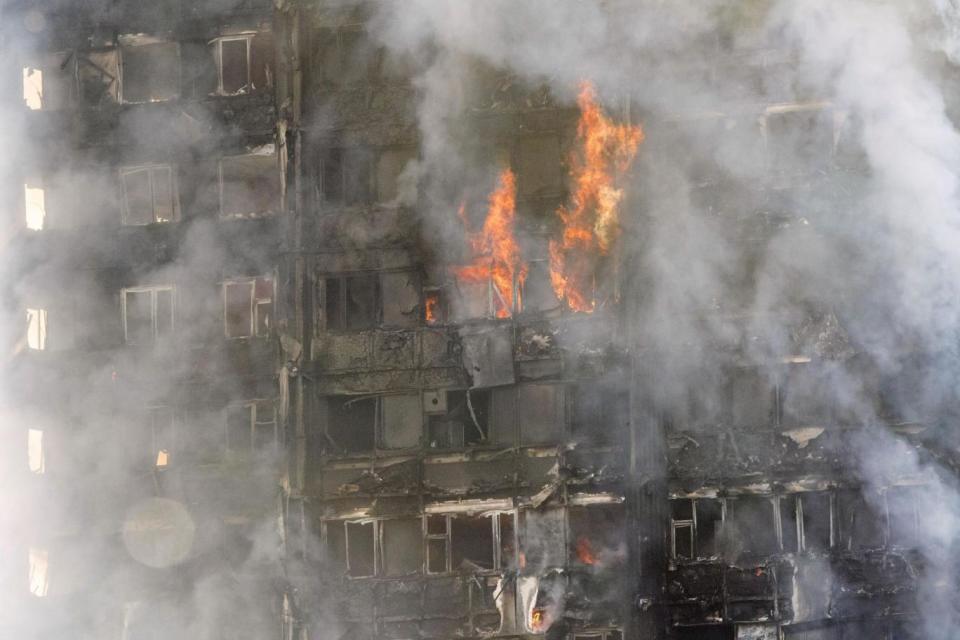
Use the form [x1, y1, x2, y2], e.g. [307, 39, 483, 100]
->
[210, 35, 253, 96]
[223, 276, 273, 338]
[120, 164, 178, 225]
[423, 511, 513, 574]
[122, 285, 175, 345]
[26, 308, 47, 350]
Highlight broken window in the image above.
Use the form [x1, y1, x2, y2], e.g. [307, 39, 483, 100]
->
[569, 504, 625, 567]
[320, 274, 379, 331]
[209, 32, 273, 96]
[516, 135, 563, 197]
[226, 400, 278, 455]
[836, 490, 884, 550]
[427, 389, 490, 449]
[149, 406, 174, 468]
[123, 286, 174, 345]
[326, 396, 376, 454]
[423, 287, 448, 326]
[696, 498, 724, 558]
[28, 547, 49, 597]
[22, 53, 74, 110]
[886, 485, 920, 548]
[381, 518, 422, 576]
[78, 49, 120, 106]
[319, 147, 373, 207]
[800, 492, 832, 552]
[219, 149, 281, 218]
[518, 384, 565, 445]
[224, 277, 274, 338]
[28, 428, 45, 474]
[345, 520, 376, 577]
[728, 496, 778, 556]
[121, 165, 178, 225]
[26, 308, 47, 350]
[779, 495, 800, 552]
[324, 394, 420, 453]
[426, 512, 511, 573]
[380, 271, 419, 328]
[24, 179, 46, 231]
[120, 41, 179, 104]
[671, 499, 695, 560]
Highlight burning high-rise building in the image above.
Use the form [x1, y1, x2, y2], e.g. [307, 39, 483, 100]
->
[5, 1, 960, 640]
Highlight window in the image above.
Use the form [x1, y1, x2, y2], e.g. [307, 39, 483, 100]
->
[26, 308, 47, 350]
[427, 389, 490, 449]
[779, 363, 832, 427]
[219, 150, 281, 218]
[78, 49, 120, 106]
[318, 147, 373, 207]
[670, 498, 724, 560]
[316, 27, 376, 86]
[423, 287, 448, 326]
[779, 495, 800, 552]
[424, 512, 515, 574]
[518, 384, 565, 445]
[380, 271, 420, 328]
[120, 42, 179, 104]
[22, 53, 73, 111]
[28, 429, 45, 474]
[24, 180, 46, 230]
[123, 286, 174, 345]
[28, 547, 49, 597]
[224, 277, 274, 338]
[729, 496, 778, 555]
[320, 274, 379, 331]
[800, 492, 832, 552]
[149, 406, 174, 468]
[226, 400, 278, 455]
[569, 505, 625, 567]
[325, 518, 422, 578]
[121, 165, 178, 225]
[571, 383, 628, 446]
[324, 394, 421, 454]
[836, 489, 884, 550]
[210, 33, 273, 95]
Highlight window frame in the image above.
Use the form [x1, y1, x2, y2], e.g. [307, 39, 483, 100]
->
[222, 276, 274, 339]
[225, 399, 278, 456]
[26, 308, 47, 351]
[317, 272, 382, 333]
[670, 498, 727, 561]
[210, 35, 253, 96]
[118, 41, 181, 105]
[122, 285, 175, 345]
[218, 151, 281, 219]
[120, 164, 179, 225]
[422, 511, 515, 575]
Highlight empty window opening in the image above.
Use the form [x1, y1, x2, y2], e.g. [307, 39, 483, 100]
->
[26, 308, 47, 350]
[224, 277, 274, 338]
[22, 53, 74, 111]
[123, 286, 174, 345]
[319, 147, 373, 207]
[24, 180, 45, 230]
[150, 406, 174, 468]
[729, 496, 778, 556]
[121, 165, 177, 225]
[324, 394, 421, 453]
[121, 42, 179, 104]
[569, 504, 625, 567]
[426, 512, 512, 574]
[28, 547, 49, 597]
[28, 428, 45, 474]
[427, 389, 490, 449]
[219, 150, 281, 218]
[671, 498, 724, 560]
[837, 490, 884, 550]
[213, 36, 250, 95]
[321, 274, 379, 331]
[886, 486, 920, 548]
[779, 495, 800, 552]
[346, 521, 376, 577]
[381, 518, 422, 576]
[226, 400, 278, 456]
[78, 50, 120, 106]
[800, 492, 833, 552]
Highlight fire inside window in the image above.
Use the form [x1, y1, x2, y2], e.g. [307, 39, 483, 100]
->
[224, 277, 274, 338]
[121, 165, 178, 225]
[122, 286, 174, 345]
[26, 308, 47, 350]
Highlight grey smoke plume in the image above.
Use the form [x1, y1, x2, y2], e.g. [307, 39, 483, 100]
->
[368, 0, 960, 636]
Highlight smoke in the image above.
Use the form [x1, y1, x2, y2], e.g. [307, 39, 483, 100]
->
[367, 0, 960, 636]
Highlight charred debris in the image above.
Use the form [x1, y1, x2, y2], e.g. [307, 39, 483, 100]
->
[3, 1, 954, 640]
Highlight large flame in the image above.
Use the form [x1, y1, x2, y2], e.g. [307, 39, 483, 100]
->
[575, 536, 598, 565]
[550, 82, 643, 312]
[453, 169, 527, 318]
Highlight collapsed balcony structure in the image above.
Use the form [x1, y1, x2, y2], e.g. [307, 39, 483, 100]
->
[4, 1, 958, 640]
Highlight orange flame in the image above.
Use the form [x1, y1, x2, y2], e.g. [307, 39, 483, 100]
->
[453, 169, 527, 318]
[530, 607, 546, 631]
[424, 290, 441, 325]
[550, 82, 643, 312]
[576, 536, 597, 565]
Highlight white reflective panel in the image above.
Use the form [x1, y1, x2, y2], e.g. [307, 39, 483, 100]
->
[28, 429, 45, 474]
[28, 547, 49, 597]
[26, 308, 47, 350]
[23, 67, 42, 110]
[24, 184, 45, 230]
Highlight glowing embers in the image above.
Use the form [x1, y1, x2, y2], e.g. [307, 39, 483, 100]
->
[549, 82, 643, 312]
[452, 169, 527, 319]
